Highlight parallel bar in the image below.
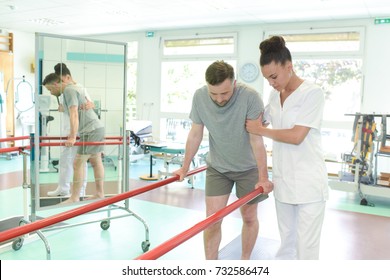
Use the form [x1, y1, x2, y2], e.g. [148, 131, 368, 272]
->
[0, 166, 206, 243]
[39, 136, 124, 141]
[135, 186, 264, 260]
[0, 147, 22, 153]
[0, 141, 124, 153]
[0, 136, 29, 142]
[40, 141, 123, 147]
[0, 135, 124, 142]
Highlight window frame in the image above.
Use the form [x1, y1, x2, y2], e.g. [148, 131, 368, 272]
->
[264, 27, 365, 58]
[159, 33, 239, 117]
[161, 32, 238, 59]
[159, 33, 238, 140]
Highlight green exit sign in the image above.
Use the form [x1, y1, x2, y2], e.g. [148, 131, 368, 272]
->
[374, 18, 390, 25]
[145, 31, 154, 37]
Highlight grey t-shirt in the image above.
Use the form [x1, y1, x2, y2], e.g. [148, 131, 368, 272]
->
[190, 83, 264, 173]
[62, 84, 103, 135]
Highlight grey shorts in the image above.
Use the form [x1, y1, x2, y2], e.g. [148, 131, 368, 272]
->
[205, 166, 268, 204]
[78, 127, 105, 155]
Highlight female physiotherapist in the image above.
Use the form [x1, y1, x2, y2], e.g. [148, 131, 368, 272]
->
[246, 35, 329, 260]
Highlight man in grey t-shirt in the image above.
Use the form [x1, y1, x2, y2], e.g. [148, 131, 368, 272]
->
[174, 61, 273, 260]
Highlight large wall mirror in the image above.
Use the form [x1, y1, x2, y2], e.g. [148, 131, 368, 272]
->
[33, 33, 127, 211]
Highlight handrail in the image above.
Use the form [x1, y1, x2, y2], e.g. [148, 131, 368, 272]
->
[0, 136, 30, 142]
[39, 136, 124, 141]
[0, 166, 207, 244]
[0, 135, 126, 143]
[0, 146, 23, 154]
[0, 140, 126, 154]
[39, 141, 123, 147]
[135, 186, 264, 260]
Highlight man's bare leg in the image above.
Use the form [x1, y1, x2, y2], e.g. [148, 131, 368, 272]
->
[87, 152, 104, 199]
[240, 203, 259, 260]
[61, 154, 89, 204]
[204, 194, 230, 260]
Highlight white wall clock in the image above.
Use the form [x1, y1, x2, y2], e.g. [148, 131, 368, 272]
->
[239, 62, 259, 82]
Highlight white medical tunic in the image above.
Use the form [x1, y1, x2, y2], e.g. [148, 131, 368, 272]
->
[265, 80, 329, 204]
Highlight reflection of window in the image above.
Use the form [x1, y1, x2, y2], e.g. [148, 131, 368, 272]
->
[126, 41, 138, 122]
[321, 128, 353, 161]
[160, 34, 237, 140]
[263, 30, 364, 161]
[127, 41, 138, 59]
[160, 118, 192, 142]
[160, 117, 210, 143]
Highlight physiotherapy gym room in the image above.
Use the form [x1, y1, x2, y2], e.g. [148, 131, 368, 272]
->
[1, 0, 390, 278]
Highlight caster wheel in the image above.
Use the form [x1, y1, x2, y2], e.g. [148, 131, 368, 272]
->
[142, 241, 150, 252]
[12, 237, 24, 251]
[100, 220, 110, 230]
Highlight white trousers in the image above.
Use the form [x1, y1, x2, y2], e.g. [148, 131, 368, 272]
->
[275, 199, 326, 260]
[59, 146, 87, 193]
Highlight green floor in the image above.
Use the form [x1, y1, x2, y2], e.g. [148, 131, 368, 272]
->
[327, 189, 390, 217]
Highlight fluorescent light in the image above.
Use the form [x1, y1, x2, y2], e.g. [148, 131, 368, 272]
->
[29, 18, 65, 26]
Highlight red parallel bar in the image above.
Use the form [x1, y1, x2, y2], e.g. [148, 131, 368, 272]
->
[39, 136, 70, 141]
[40, 141, 123, 147]
[0, 166, 207, 244]
[39, 136, 124, 141]
[135, 185, 264, 260]
[0, 136, 30, 142]
[104, 136, 123, 140]
[1, 136, 123, 143]
[0, 147, 22, 154]
[0, 140, 124, 153]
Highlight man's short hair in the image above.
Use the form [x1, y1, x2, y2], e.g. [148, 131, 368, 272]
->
[42, 73, 60, 86]
[205, 60, 235, 86]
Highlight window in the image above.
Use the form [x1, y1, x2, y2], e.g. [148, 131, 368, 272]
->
[263, 29, 364, 161]
[282, 32, 361, 53]
[163, 36, 235, 56]
[160, 34, 237, 141]
[289, 58, 362, 121]
[161, 60, 238, 113]
[126, 41, 138, 122]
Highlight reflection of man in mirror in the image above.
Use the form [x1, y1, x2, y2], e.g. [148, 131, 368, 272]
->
[47, 63, 94, 198]
[43, 72, 105, 203]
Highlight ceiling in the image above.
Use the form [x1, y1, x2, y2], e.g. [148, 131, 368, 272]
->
[1, 0, 390, 36]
